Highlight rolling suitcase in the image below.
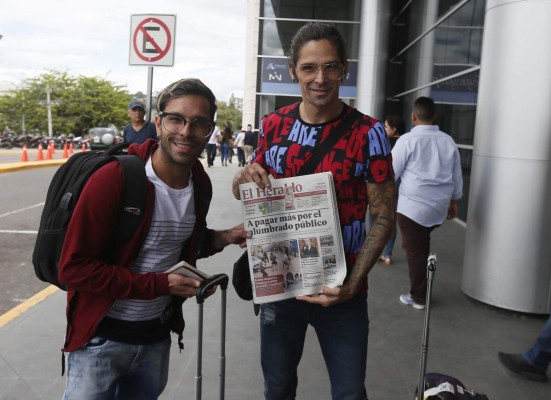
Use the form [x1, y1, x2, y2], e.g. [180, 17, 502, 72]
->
[415, 253, 489, 400]
[194, 273, 229, 400]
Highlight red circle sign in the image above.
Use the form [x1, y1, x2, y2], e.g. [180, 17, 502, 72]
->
[132, 18, 172, 62]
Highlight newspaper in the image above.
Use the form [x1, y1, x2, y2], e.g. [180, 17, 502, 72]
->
[239, 172, 347, 304]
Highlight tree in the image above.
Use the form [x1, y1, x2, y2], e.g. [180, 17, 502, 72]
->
[215, 93, 243, 133]
[0, 70, 132, 136]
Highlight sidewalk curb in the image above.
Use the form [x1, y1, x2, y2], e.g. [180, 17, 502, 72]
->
[0, 159, 66, 173]
[0, 286, 59, 329]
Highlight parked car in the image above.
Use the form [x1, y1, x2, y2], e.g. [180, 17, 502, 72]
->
[88, 127, 121, 150]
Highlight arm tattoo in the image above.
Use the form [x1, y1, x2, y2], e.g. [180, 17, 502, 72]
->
[348, 179, 396, 286]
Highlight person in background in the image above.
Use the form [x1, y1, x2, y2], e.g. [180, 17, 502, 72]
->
[232, 21, 395, 400]
[59, 78, 249, 399]
[371, 114, 405, 265]
[229, 126, 241, 164]
[243, 124, 257, 165]
[384, 115, 404, 148]
[123, 99, 157, 144]
[233, 126, 246, 167]
[206, 122, 220, 167]
[392, 96, 463, 310]
[499, 315, 551, 382]
[219, 126, 232, 166]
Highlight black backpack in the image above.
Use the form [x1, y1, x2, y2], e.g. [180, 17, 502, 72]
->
[32, 143, 147, 290]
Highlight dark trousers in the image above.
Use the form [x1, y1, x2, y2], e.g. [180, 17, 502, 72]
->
[206, 143, 217, 167]
[236, 148, 245, 166]
[397, 213, 438, 304]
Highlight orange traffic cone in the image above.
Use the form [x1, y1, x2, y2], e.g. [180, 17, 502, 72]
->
[62, 142, 69, 158]
[81, 143, 86, 152]
[69, 142, 74, 155]
[36, 143, 44, 161]
[20, 144, 29, 162]
[46, 142, 53, 160]
[50, 140, 56, 153]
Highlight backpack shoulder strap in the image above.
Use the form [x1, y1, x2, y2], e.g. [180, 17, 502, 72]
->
[299, 108, 361, 176]
[114, 154, 147, 244]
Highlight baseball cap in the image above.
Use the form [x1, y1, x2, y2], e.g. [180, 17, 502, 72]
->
[128, 99, 145, 110]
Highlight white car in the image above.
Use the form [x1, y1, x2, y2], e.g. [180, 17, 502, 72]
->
[88, 127, 121, 150]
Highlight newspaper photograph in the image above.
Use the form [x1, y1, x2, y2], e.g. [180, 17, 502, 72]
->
[239, 172, 347, 304]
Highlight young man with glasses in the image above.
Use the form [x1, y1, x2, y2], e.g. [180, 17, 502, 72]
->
[59, 78, 249, 399]
[232, 22, 395, 400]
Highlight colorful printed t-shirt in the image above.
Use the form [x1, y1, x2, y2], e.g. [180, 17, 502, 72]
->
[252, 102, 394, 280]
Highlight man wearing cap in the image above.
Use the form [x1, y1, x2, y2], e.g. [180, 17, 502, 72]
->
[123, 99, 158, 144]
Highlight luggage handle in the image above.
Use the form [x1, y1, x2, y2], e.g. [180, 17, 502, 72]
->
[196, 273, 229, 304]
[417, 252, 437, 400]
[195, 273, 229, 400]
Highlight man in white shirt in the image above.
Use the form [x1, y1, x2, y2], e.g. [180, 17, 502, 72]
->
[206, 123, 221, 167]
[392, 96, 463, 310]
[233, 127, 246, 167]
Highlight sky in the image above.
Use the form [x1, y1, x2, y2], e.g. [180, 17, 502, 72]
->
[0, 0, 247, 103]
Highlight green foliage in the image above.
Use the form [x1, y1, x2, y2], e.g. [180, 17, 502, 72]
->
[0, 71, 244, 137]
[0, 70, 132, 136]
[215, 93, 243, 133]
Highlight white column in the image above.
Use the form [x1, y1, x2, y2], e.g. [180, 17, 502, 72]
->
[242, 0, 261, 129]
[462, 0, 551, 314]
[356, 0, 390, 119]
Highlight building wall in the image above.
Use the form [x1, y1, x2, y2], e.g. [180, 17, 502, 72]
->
[242, 0, 261, 130]
[243, 0, 551, 313]
[243, 0, 362, 130]
[383, 0, 485, 222]
[243, 0, 483, 221]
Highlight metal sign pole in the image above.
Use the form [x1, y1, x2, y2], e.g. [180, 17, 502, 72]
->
[46, 86, 53, 137]
[146, 66, 154, 122]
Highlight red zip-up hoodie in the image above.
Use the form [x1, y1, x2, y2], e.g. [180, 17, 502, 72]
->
[59, 139, 219, 352]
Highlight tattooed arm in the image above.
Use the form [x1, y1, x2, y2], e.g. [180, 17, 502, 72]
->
[350, 179, 396, 282]
[297, 178, 396, 307]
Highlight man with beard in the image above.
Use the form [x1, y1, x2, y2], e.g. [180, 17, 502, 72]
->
[59, 78, 249, 399]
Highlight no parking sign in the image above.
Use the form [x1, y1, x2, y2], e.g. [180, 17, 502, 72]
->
[129, 14, 176, 66]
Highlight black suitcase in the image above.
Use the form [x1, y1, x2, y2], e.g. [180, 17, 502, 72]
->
[415, 253, 489, 400]
[194, 273, 229, 400]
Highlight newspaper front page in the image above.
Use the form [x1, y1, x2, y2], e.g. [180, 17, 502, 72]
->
[239, 172, 347, 304]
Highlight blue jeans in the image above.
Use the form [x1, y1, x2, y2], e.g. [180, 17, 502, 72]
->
[63, 337, 171, 400]
[220, 143, 230, 164]
[523, 315, 551, 373]
[237, 147, 245, 166]
[260, 293, 369, 400]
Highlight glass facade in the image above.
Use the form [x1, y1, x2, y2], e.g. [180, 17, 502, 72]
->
[256, 0, 362, 126]
[250, 0, 485, 222]
[262, 0, 361, 21]
[260, 20, 361, 58]
[385, 0, 485, 222]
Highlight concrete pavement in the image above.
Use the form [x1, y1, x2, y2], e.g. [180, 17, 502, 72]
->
[0, 158, 549, 399]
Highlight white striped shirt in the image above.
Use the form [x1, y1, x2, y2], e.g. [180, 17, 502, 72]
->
[107, 156, 196, 321]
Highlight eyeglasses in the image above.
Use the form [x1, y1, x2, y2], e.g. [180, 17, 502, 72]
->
[294, 62, 345, 83]
[159, 112, 213, 138]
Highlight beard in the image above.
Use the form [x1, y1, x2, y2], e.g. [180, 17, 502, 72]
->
[157, 131, 205, 169]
